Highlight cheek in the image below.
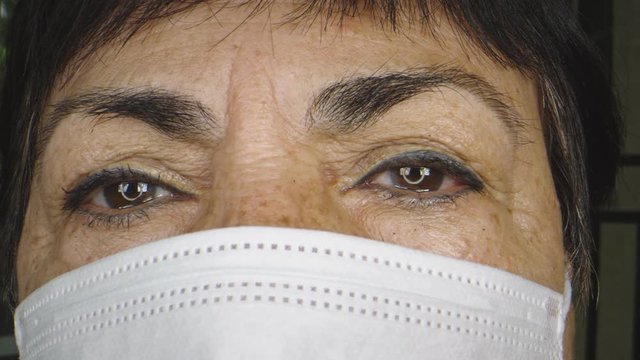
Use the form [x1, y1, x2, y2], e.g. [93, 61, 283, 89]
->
[17, 178, 199, 300]
[350, 191, 563, 292]
[510, 177, 565, 290]
[17, 192, 66, 299]
[357, 197, 513, 266]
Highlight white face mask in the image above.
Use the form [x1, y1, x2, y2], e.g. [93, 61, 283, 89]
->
[14, 227, 571, 360]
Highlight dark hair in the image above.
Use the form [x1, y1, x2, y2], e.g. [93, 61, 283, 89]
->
[0, 0, 622, 309]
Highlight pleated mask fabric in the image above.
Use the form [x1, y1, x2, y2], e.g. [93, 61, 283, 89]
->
[15, 226, 571, 360]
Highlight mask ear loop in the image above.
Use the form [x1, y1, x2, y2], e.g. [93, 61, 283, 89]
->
[561, 272, 573, 323]
[557, 271, 573, 359]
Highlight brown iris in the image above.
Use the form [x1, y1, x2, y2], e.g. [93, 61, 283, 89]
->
[392, 166, 444, 192]
[102, 181, 154, 209]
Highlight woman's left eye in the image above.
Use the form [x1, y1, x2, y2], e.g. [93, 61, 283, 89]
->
[353, 150, 484, 200]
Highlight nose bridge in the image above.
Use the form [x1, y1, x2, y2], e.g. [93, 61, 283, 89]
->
[212, 142, 339, 230]
[196, 61, 346, 231]
[220, 162, 322, 228]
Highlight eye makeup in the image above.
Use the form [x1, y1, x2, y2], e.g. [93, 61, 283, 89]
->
[350, 150, 485, 208]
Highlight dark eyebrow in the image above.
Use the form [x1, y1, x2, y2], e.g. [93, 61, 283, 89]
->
[307, 67, 527, 145]
[38, 87, 216, 153]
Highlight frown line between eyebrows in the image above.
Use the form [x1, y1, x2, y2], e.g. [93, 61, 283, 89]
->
[306, 67, 528, 145]
[37, 87, 219, 157]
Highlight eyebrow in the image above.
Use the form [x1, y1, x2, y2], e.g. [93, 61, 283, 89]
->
[39, 67, 525, 155]
[306, 67, 527, 144]
[38, 87, 217, 154]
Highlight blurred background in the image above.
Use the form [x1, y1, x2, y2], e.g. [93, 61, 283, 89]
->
[0, 0, 638, 359]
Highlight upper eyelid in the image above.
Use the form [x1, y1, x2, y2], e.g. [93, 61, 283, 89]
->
[67, 167, 161, 195]
[68, 167, 158, 191]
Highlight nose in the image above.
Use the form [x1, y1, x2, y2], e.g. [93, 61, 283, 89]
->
[215, 153, 345, 229]
[192, 134, 355, 232]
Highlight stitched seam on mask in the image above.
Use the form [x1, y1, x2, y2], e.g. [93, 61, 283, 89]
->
[27, 281, 547, 350]
[28, 295, 554, 359]
[22, 241, 552, 318]
[25, 281, 557, 358]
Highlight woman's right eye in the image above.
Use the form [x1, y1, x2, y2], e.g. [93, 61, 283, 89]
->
[63, 167, 191, 228]
[91, 181, 174, 210]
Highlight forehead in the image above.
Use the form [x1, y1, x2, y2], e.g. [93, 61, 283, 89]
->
[50, 2, 536, 115]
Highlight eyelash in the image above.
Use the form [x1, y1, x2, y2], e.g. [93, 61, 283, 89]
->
[80, 208, 152, 229]
[351, 150, 484, 208]
[62, 167, 186, 229]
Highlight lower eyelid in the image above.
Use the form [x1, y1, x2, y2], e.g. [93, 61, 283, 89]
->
[76, 194, 185, 229]
[374, 187, 474, 208]
[73, 208, 150, 229]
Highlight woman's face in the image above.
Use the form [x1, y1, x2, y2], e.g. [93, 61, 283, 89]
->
[17, 1, 567, 339]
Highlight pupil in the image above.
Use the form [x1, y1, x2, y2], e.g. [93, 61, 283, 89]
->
[395, 166, 444, 191]
[405, 167, 424, 183]
[104, 181, 151, 209]
[121, 183, 139, 199]
[117, 182, 148, 202]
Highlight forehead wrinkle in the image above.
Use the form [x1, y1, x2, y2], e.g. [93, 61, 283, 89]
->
[53, 0, 495, 96]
